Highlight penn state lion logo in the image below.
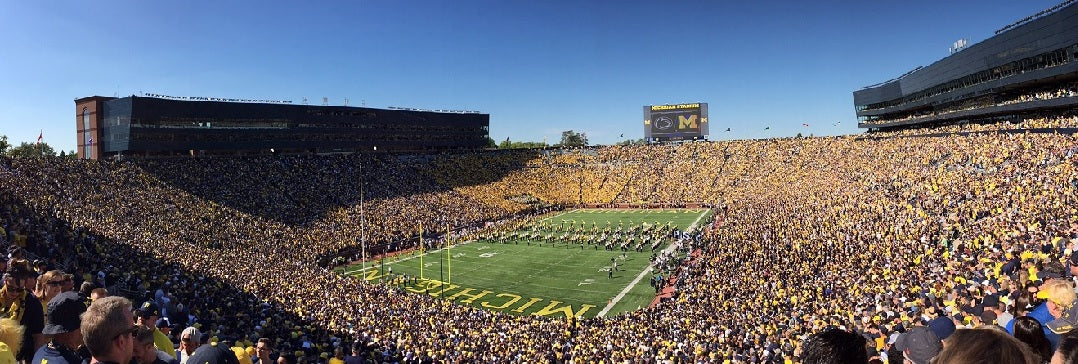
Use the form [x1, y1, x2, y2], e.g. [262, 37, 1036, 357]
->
[654, 116, 674, 131]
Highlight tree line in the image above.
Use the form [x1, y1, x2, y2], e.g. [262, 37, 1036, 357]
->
[0, 135, 75, 158]
[490, 130, 646, 149]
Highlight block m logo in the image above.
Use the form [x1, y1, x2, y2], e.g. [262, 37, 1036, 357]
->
[678, 115, 698, 129]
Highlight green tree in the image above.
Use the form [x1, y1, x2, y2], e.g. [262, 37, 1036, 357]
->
[616, 138, 646, 146]
[7, 142, 56, 158]
[485, 136, 497, 148]
[559, 130, 588, 147]
[0, 135, 8, 154]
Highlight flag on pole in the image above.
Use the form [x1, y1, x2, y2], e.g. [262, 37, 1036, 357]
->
[37, 131, 42, 144]
[419, 222, 425, 280]
[725, 128, 731, 132]
[446, 222, 452, 285]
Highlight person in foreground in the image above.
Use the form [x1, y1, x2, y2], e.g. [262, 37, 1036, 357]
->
[934, 327, 1038, 364]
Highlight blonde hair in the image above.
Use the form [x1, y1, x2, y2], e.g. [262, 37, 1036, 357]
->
[0, 319, 24, 360]
[33, 270, 62, 300]
[1043, 279, 1076, 308]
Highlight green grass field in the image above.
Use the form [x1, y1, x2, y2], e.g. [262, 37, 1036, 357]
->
[335, 208, 711, 318]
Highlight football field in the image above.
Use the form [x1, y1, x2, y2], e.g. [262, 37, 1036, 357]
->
[336, 208, 711, 318]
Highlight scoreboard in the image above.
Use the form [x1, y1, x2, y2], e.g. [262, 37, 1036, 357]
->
[643, 103, 708, 142]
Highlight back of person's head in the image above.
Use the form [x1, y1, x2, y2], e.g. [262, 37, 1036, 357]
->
[894, 326, 941, 364]
[1056, 332, 1078, 363]
[1012, 316, 1052, 362]
[81, 296, 133, 359]
[90, 287, 109, 300]
[1014, 292, 1036, 316]
[933, 327, 1038, 364]
[79, 281, 94, 296]
[135, 326, 155, 346]
[800, 328, 868, 364]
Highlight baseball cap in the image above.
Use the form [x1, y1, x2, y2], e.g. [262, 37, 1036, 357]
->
[136, 301, 160, 317]
[157, 317, 173, 329]
[187, 344, 240, 364]
[982, 294, 1000, 308]
[1040, 262, 1066, 281]
[927, 316, 956, 340]
[894, 327, 941, 364]
[182, 327, 204, 345]
[43, 291, 86, 335]
[1048, 304, 1078, 334]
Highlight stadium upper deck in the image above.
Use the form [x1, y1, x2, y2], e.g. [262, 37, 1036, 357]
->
[74, 96, 490, 159]
[854, 1, 1078, 131]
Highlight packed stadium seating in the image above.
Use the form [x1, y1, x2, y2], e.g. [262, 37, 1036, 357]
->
[3, 117, 1078, 362]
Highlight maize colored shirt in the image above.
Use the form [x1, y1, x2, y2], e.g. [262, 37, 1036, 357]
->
[154, 328, 176, 358]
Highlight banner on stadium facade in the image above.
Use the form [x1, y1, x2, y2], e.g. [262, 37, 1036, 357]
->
[143, 92, 293, 104]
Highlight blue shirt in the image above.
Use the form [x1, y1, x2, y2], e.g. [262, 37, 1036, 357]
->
[1006, 302, 1059, 349]
[32, 342, 83, 364]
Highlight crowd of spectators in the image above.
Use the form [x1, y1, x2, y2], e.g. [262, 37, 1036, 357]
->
[867, 112, 1078, 139]
[1, 120, 1078, 362]
[860, 81, 1078, 127]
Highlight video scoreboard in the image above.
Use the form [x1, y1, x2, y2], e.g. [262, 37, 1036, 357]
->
[643, 103, 708, 142]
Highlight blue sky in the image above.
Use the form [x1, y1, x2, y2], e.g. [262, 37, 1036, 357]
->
[0, 0, 1064, 151]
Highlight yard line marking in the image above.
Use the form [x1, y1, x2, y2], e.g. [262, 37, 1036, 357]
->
[596, 209, 708, 317]
[346, 240, 474, 274]
[539, 208, 580, 224]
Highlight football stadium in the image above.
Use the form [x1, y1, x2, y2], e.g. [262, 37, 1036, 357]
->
[2, 1, 1078, 364]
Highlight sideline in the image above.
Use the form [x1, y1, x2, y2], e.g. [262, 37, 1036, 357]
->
[595, 209, 709, 317]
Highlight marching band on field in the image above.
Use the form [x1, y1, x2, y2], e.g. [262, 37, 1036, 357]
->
[478, 219, 696, 252]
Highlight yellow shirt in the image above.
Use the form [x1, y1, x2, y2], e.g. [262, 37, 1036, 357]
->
[154, 328, 175, 358]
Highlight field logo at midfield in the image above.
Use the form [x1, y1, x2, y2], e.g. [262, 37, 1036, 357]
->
[365, 277, 596, 318]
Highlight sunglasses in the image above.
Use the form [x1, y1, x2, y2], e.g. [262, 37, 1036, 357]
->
[114, 325, 138, 340]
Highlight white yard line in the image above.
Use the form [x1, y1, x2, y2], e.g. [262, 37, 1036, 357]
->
[596, 209, 709, 317]
[538, 208, 580, 223]
[344, 240, 474, 274]
[346, 207, 582, 275]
